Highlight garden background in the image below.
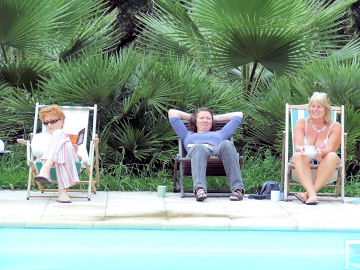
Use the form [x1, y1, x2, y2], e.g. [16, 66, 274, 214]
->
[0, 0, 359, 196]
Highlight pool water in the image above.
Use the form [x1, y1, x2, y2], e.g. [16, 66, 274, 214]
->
[0, 228, 359, 270]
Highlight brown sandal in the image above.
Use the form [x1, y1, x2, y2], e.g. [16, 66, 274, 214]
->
[195, 188, 207, 201]
[229, 189, 244, 201]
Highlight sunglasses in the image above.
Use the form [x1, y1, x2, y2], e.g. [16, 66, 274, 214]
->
[43, 119, 60, 126]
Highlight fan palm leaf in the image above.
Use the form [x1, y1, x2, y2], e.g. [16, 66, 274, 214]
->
[0, 86, 38, 140]
[41, 48, 140, 106]
[0, 57, 52, 89]
[0, 0, 74, 56]
[138, 0, 357, 74]
[0, 0, 118, 62]
[58, 2, 119, 62]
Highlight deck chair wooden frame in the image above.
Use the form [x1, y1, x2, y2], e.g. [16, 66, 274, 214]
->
[173, 120, 243, 198]
[19, 103, 100, 201]
[281, 103, 346, 202]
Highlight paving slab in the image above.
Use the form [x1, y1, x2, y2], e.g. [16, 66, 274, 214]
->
[0, 190, 359, 231]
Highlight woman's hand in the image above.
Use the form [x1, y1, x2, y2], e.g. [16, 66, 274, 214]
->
[72, 144, 83, 161]
[314, 149, 324, 161]
[297, 145, 305, 153]
[73, 144, 78, 153]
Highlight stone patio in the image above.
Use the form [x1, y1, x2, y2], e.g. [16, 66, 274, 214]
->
[0, 190, 359, 231]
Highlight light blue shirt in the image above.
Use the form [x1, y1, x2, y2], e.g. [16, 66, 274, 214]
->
[169, 116, 242, 152]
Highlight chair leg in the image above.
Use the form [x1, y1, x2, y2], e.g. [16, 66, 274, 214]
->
[173, 161, 179, 192]
[94, 138, 100, 187]
[26, 167, 34, 200]
[85, 163, 96, 200]
[179, 163, 185, 198]
[335, 170, 341, 198]
[284, 166, 291, 201]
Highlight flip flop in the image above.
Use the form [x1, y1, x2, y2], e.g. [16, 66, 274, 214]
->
[195, 188, 207, 201]
[34, 175, 52, 185]
[230, 190, 244, 201]
[56, 200, 72, 203]
[305, 198, 319, 205]
[292, 193, 306, 204]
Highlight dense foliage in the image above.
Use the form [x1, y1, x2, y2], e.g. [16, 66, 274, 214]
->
[0, 0, 359, 194]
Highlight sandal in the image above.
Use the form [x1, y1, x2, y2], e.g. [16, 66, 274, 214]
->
[293, 193, 307, 204]
[34, 175, 52, 185]
[195, 188, 207, 201]
[305, 196, 319, 205]
[229, 189, 244, 201]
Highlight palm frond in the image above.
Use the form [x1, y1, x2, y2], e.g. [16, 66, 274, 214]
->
[0, 57, 52, 90]
[0, 87, 37, 140]
[138, 0, 357, 74]
[59, 5, 119, 62]
[137, 0, 205, 58]
[41, 47, 140, 106]
[329, 39, 360, 61]
[0, 0, 73, 54]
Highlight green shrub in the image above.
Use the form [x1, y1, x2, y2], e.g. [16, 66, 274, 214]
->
[0, 143, 28, 190]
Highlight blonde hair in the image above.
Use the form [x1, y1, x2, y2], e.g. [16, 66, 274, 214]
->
[307, 92, 332, 125]
[39, 105, 65, 122]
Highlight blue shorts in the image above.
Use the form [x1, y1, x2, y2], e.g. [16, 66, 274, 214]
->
[308, 155, 319, 165]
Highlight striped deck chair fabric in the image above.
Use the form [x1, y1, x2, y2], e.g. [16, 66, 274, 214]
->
[20, 103, 100, 201]
[282, 103, 346, 202]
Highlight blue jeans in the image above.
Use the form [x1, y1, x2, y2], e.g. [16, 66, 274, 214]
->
[186, 140, 244, 194]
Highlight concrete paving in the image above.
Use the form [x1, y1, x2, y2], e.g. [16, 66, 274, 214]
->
[0, 190, 359, 231]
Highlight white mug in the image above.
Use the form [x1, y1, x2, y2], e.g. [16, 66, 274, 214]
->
[304, 145, 315, 155]
[271, 190, 280, 202]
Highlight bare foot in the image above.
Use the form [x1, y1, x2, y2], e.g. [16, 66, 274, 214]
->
[57, 189, 71, 203]
[297, 192, 308, 202]
[306, 196, 319, 205]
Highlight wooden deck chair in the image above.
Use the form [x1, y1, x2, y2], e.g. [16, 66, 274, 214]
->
[173, 120, 243, 198]
[18, 103, 100, 201]
[281, 103, 346, 202]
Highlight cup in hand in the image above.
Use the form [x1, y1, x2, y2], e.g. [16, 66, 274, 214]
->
[304, 145, 315, 155]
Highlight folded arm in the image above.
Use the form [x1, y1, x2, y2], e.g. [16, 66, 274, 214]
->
[315, 122, 341, 160]
[168, 109, 191, 120]
[213, 112, 243, 121]
[168, 109, 243, 121]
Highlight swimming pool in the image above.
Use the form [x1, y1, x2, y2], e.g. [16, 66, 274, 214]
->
[1, 228, 359, 270]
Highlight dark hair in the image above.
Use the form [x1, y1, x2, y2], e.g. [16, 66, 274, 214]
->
[189, 107, 216, 132]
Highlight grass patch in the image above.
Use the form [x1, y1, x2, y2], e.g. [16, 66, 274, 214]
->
[1, 144, 358, 198]
[0, 144, 28, 190]
[242, 147, 282, 194]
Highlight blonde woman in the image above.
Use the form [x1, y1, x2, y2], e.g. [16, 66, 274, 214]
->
[292, 92, 341, 205]
[34, 105, 81, 203]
